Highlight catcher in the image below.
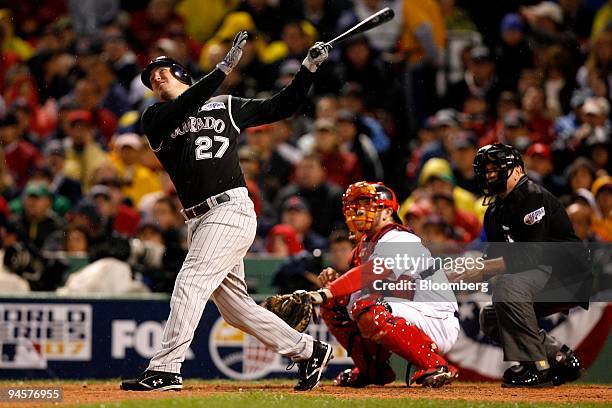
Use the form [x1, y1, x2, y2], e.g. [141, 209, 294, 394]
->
[267, 181, 460, 387]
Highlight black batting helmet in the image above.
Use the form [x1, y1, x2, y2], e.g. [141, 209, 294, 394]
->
[473, 143, 524, 203]
[141, 56, 192, 89]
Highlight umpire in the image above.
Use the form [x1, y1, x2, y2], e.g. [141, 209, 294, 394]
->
[447, 144, 592, 387]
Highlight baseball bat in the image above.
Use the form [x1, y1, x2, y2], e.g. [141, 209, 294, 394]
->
[309, 7, 395, 58]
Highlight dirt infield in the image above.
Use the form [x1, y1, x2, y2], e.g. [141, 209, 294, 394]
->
[1, 381, 610, 407]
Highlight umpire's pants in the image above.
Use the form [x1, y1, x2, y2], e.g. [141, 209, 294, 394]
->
[479, 269, 571, 363]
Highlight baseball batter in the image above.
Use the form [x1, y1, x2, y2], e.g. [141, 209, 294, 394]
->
[121, 32, 333, 392]
[311, 181, 460, 388]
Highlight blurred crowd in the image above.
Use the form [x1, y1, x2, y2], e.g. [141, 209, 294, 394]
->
[0, 0, 610, 294]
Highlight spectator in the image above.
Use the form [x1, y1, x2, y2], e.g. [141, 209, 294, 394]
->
[580, 25, 612, 100]
[129, 0, 185, 61]
[496, 13, 534, 91]
[431, 192, 481, 243]
[565, 202, 598, 242]
[245, 124, 293, 205]
[63, 110, 110, 192]
[554, 90, 587, 143]
[89, 179, 140, 237]
[101, 29, 139, 91]
[402, 199, 433, 238]
[43, 140, 82, 205]
[336, 109, 383, 181]
[446, 46, 500, 113]
[565, 157, 597, 196]
[421, 215, 458, 247]
[520, 1, 579, 56]
[232, 0, 283, 42]
[72, 79, 118, 143]
[399, 157, 483, 221]
[275, 153, 344, 237]
[334, 35, 401, 113]
[525, 142, 566, 197]
[266, 223, 304, 256]
[311, 118, 361, 188]
[281, 0, 344, 41]
[338, 83, 391, 153]
[585, 129, 611, 174]
[87, 58, 131, 117]
[0, 112, 43, 189]
[110, 133, 163, 206]
[9, 182, 64, 250]
[326, 229, 354, 274]
[400, 0, 447, 127]
[449, 131, 480, 195]
[280, 195, 328, 252]
[0, 9, 34, 61]
[439, 0, 477, 32]
[521, 86, 555, 144]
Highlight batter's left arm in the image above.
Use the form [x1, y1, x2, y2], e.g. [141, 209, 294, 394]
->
[231, 42, 331, 129]
[231, 66, 315, 129]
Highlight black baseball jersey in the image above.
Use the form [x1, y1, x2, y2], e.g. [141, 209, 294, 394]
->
[484, 176, 589, 281]
[141, 66, 314, 209]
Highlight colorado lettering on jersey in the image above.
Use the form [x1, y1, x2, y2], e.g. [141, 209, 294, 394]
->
[172, 116, 226, 138]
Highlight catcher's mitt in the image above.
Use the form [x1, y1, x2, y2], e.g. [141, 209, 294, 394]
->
[261, 290, 314, 332]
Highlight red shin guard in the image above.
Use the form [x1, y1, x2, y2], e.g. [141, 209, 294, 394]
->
[321, 298, 395, 385]
[351, 298, 449, 370]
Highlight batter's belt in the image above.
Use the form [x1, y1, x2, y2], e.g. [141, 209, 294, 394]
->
[181, 193, 231, 220]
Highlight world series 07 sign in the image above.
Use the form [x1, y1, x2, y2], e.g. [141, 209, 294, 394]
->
[0, 303, 92, 369]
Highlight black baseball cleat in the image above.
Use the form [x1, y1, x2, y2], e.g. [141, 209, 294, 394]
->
[120, 370, 183, 391]
[550, 345, 585, 385]
[502, 364, 553, 388]
[293, 340, 333, 391]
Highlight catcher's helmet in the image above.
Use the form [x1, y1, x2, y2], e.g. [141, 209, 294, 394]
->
[342, 181, 401, 233]
[141, 56, 192, 89]
[473, 143, 524, 203]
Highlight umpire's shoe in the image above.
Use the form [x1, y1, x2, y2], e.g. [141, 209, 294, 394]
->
[502, 363, 553, 388]
[293, 340, 333, 391]
[550, 345, 585, 385]
[121, 370, 183, 391]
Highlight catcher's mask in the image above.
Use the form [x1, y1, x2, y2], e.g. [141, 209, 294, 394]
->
[141, 56, 193, 89]
[473, 143, 524, 205]
[342, 181, 401, 234]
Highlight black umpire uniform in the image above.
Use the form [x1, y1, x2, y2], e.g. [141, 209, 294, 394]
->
[474, 144, 591, 386]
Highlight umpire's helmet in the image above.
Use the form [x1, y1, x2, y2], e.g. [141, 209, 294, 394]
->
[473, 143, 524, 203]
[141, 56, 193, 89]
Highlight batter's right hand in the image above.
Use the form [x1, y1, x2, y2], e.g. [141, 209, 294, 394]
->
[217, 31, 248, 75]
[318, 267, 338, 287]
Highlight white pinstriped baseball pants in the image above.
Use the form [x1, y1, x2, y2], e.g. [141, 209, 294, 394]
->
[148, 187, 314, 373]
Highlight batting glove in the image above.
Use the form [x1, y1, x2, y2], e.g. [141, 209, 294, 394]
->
[302, 42, 331, 73]
[217, 30, 249, 75]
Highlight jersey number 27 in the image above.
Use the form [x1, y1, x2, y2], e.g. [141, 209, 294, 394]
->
[195, 135, 229, 160]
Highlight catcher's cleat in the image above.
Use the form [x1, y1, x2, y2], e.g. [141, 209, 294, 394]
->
[550, 345, 585, 386]
[411, 365, 458, 388]
[293, 340, 333, 391]
[120, 370, 183, 391]
[335, 366, 396, 387]
[334, 367, 369, 388]
[501, 364, 553, 388]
